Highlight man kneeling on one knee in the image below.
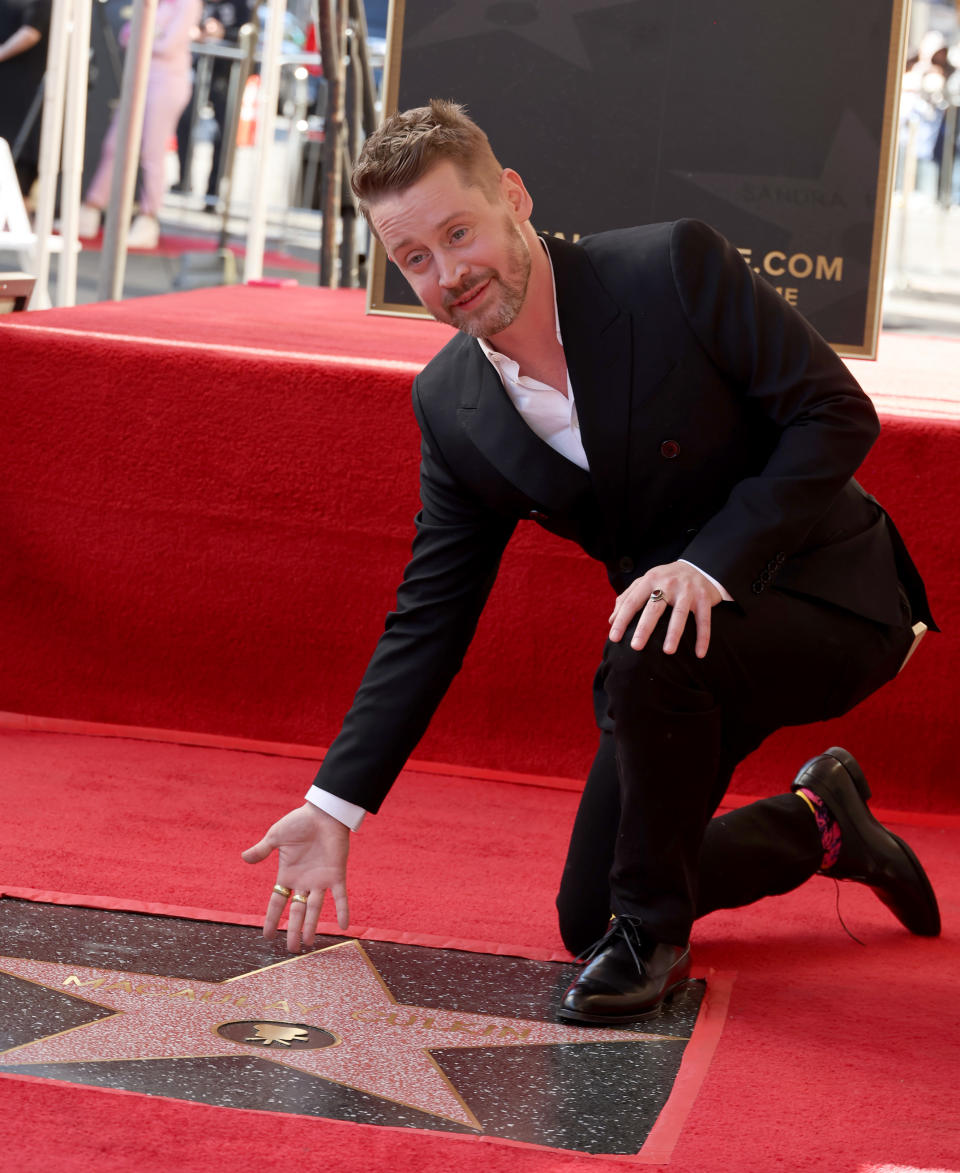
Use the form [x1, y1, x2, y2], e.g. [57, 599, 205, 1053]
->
[243, 101, 940, 1024]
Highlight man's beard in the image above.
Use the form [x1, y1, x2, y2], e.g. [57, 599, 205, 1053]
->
[438, 219, 532, 339]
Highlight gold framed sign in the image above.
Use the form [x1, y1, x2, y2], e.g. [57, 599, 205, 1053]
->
[368, 0, 908, 358]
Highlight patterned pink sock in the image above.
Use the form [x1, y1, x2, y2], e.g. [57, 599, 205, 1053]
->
[796, 787, 842, 870]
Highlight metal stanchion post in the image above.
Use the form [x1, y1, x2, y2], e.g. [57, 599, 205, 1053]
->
[96, 0, 158, 302]
[348, 0, 376, 286]
[892, 119, 919, 291]
[337, 25, 356, 287]
[27, 0, 70, 309]
[284, 67, 311, 219]
[219, 26, 256, 235]
[173, 28, 255, 289]
[318, 0, 346, 287]
[59, 0, 93, 307]
[939, 105, 957, 207]
[934, 104, 958, 268]
[244, 0, 287, 282]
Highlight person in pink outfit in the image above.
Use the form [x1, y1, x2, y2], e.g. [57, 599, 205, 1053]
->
[79, 0, 201, 248]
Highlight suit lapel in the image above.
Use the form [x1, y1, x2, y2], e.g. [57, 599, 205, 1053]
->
[454, 232, 678, 527]
[546, 234, 633, 534]
[454, 336, 591, 514]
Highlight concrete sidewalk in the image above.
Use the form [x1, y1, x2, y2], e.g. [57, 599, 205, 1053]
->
[883, 198, 960, 337]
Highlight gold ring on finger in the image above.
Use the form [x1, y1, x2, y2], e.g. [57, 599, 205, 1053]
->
[291, 892, 309, 904]
[272, 884, 292, 899]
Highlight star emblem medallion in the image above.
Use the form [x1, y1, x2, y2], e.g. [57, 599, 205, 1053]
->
[0, 901, 718, 1155]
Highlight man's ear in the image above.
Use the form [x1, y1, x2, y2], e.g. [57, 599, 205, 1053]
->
[499, 168, 533, 222]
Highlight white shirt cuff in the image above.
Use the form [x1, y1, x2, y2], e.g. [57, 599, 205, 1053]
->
[679, 559, 734, 603]
[305, 785, 367, 831]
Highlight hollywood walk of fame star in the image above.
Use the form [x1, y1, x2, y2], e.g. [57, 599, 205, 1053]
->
[0, 941, 684, 1128]
[404, 0, 631, 70]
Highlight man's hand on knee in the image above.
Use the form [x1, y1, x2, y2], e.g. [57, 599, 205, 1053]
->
[608, 562, 722, 659]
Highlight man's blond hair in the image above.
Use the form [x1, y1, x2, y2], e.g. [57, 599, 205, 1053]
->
[351, 99, 503, 223]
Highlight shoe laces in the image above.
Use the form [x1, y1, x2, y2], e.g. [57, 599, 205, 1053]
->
[576, 914, 647, 970]
[832, 878, 866, 946]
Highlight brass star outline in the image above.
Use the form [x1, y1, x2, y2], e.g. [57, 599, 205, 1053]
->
[0, 941, 685, 1128]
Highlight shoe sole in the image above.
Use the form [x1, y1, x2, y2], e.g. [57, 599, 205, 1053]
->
[810, 747, 941, 937]
[556, 977, 695, 1026]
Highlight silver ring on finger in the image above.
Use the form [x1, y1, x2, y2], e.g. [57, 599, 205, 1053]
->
[649, 588, 666, 603]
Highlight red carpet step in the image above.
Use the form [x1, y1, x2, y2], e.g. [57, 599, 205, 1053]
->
[1, 287, 957, 811]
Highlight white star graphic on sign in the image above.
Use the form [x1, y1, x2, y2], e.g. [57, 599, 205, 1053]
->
[0, 941, 683, 1128]
[405, 0, 631, 70]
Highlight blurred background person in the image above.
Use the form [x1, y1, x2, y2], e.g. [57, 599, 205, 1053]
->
[899, 30, 953, 201]
[0, 0, 51, 206]
[933, 40, 960, 206]
[173, 0, 254, 209]
[79, 0, 202, 248]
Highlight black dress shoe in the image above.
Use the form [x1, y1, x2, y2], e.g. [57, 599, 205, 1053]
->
[792, 746, 940, 936]
[558, 916, 691, 1025]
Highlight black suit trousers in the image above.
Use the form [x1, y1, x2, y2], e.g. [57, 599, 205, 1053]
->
[556, 586, 914, 953]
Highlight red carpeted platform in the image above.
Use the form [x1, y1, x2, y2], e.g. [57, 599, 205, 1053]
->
[2, 287, 959, 1169]
[0, 286, 958, 812]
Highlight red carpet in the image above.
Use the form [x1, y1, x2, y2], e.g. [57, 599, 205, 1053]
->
[1, 283, 452, 359]
[0, 287, 957, 812]
[1, 727, 958, 1171]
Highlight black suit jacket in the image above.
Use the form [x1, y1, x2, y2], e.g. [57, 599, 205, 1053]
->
[315, 220, 933, 812]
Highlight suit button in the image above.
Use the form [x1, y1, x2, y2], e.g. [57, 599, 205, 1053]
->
[752, 581, 764, 594]
[528, 509, 548, 521]
[618, 556, 634, 573]
[660, 440, 680, 459]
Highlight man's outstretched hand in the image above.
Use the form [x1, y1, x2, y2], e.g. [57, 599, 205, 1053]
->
[242, 803, 350, 952]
